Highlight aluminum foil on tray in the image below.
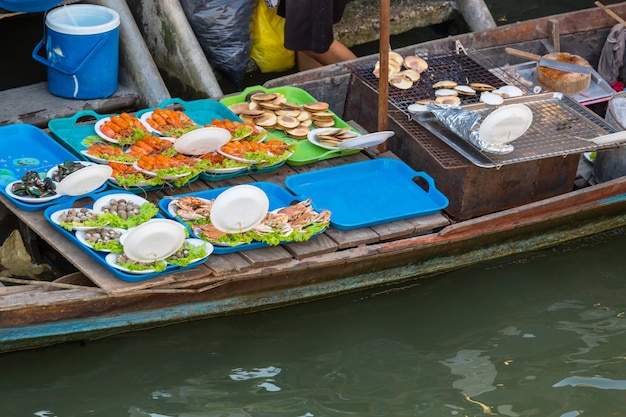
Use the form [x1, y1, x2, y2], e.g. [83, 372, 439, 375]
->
[426, 103, 482, 147]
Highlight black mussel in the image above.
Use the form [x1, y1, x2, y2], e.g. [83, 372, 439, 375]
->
[11, 170, 57, 198]
[52, 161, 85, 182]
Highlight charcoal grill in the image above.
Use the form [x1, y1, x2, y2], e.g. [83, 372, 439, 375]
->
[348, 50, 526, 113]
[348, 50, 623, 168]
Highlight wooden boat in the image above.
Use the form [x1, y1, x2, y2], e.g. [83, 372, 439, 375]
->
[3, 3, 626, 353]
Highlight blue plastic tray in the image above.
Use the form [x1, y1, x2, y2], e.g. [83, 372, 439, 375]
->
[284, 158, 449, 230]
[44, 190, 207, 282]
[160, 182, 304, 254]
[0, 124, 106, 211]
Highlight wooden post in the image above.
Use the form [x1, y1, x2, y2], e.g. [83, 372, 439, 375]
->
[377, 0, 390, 135]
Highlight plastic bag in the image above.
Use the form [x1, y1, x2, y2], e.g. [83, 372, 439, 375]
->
[179, 0, 256, 88]
[250, 0, 295, 73]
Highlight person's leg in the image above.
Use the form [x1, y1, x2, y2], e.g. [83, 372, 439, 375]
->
[298, 40, 357, 70]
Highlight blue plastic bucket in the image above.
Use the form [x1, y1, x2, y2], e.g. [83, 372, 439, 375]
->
[32, 4, 120, 99]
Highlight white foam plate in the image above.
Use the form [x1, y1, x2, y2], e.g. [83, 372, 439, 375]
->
[79, 149, 136, 165]
[46, 161, 93, 182]
[209, 184, 270, 233]
[49, 208, 107, 231]
[94, 118, 120, 144]
[92, 193, 150, 214]
[217, 149, 263, 164]
[132, 162, 192, 180]
[137, 111, 164, 135]
[174, 127, 231, 155]
[119, 218, 187, 261]
[105, 252, 167, 275]
[166, 196, 214, 219]
[75, 227, 127, 252]
[205, 166, 247, 174]
[307, 128, 344, 150]
[337, 131, 394, 149]
[5, 180, 62, 203]
[478, 104, 533, 145]
[56, 164, 113, 196]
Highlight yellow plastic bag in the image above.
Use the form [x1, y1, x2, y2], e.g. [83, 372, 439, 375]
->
[250, 0, 295, 73]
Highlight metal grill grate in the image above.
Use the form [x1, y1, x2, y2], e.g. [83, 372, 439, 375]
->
[348, 51, 525, 113]
[412, 93, 618, 167]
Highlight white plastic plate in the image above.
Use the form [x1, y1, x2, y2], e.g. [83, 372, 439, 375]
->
[119, 218, 186, 261]
[209, 184, 270, 233]
[105, 252, 167, 274]
[174, 127, 231, 155]
[478, 104, 533, 145]
[5, 180, 61, 203]
[337, 131, 394, 149]
[56, 164, 113, 196]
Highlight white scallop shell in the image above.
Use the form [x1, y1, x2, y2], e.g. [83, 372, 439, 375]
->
[493, 85, 524, 98]
[407, 103, 431, 113]
[480, 91, 504, 106]
[455, 85, 476, 95]
[434, 88, 459, 97]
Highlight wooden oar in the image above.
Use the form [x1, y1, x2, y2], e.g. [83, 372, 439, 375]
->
[378, 0, 390, 134]
[595, 1, 626, 26]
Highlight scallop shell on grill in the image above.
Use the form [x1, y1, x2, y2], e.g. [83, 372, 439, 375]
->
[493, 85, 523, 98]
[455, 85, 476, 95]
[434, 96, 461, 106]
[389, 51, 405, 67]
[403, 55, 428, 73]
[432, 80, 457, 89]
[398, 69, 421, 82]
[389, 74, 414, 89]
[469, 82, 496, 91]
[434, 88, 459, 97]
[480, 91, 504, 105]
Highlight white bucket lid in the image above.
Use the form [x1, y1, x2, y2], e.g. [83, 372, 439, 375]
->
[46, 4, 120, 35]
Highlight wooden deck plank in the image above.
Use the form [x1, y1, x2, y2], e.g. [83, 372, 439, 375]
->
[325, 227, 381, 249]
[238, 245, 293, 267]
[282, 233, 339, 260]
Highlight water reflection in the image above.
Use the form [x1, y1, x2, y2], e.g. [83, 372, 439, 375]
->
[2, 231, 626, 416]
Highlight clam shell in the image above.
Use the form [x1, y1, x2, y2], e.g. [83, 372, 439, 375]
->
[493, 85, 523, 98]
[434, 88, 459, 97]
[390, 74, 413, 89]
[398, 69, 421, 82]
[434, 96, 461, 106]
[432, 80, 457, 89]
[407, 103, 430, 113]
[303, 102, 330, 112]
[403, 55, 428, 73]
[277, 115, 300, 129]
[313, 119, 336, 128]
[455, 85, 476, 95]
[250, 93, 277, 102]
[389, 51, 405, 67]
[286, 125, 310, 139]
[228, 102, 250, 115]
[254, 112, 278, 127]
[469, 82, 496, 91]
[480, 91, 504, 105]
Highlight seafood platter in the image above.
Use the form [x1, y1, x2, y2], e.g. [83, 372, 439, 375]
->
[219, 86, 375, 166]
[44, 190, 213, 282]
[49, 94, 352, 188]
[0, 124, 110, 211]
[160, 182, 331, 255]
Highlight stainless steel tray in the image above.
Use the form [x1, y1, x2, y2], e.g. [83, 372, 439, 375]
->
[411, 92, 620, 168]
[497, 61, 615, 105]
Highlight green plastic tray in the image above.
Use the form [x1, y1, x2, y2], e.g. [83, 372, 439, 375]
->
[220, 85, 360, 165]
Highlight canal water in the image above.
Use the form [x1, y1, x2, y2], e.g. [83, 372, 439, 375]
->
[2, 229, 626, 416]
[3, 1, 626, 416]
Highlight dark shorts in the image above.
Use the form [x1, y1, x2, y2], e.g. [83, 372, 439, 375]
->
[277, 0, 349, 53]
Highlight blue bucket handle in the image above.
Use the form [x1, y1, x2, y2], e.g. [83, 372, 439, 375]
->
[32, 31, 114, 76]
